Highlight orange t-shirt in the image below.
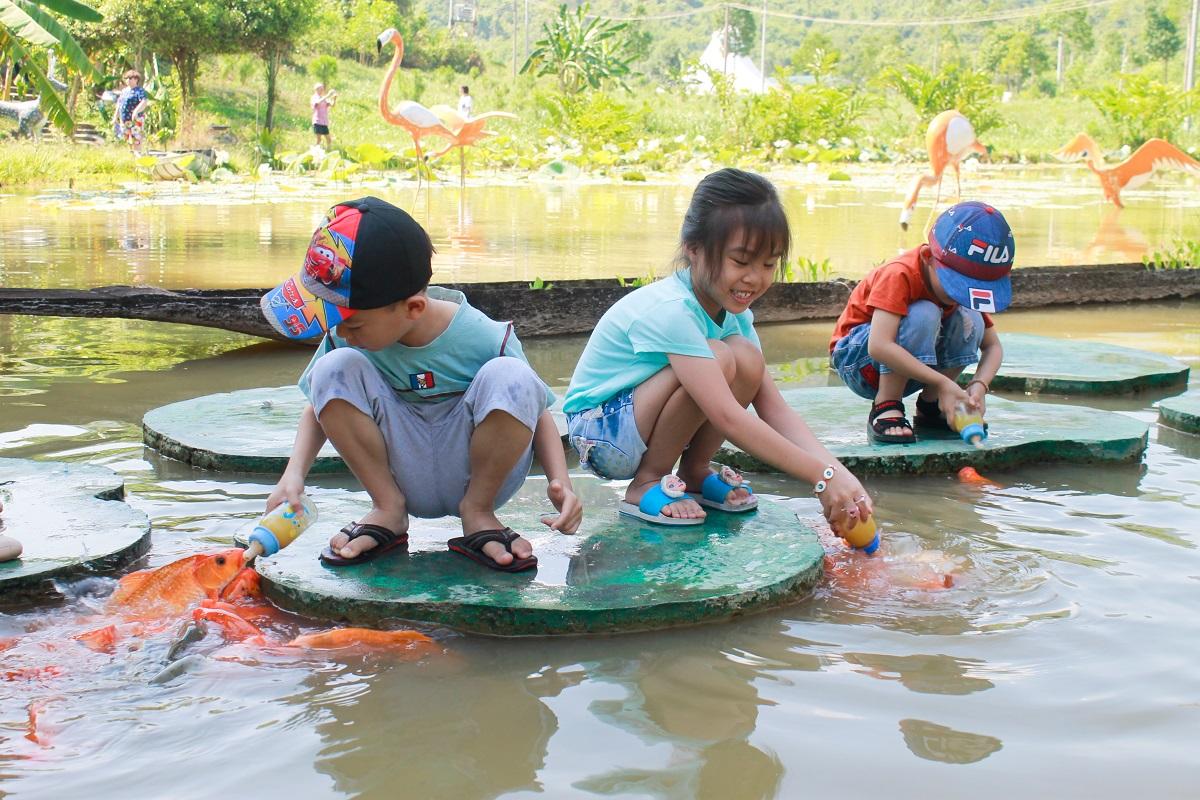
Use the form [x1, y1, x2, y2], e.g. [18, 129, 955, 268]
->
[828, 245, 993, 352]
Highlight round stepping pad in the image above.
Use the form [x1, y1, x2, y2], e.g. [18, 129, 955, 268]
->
[251, 477, 824, 636]
[962, 333, 1188, 395]
[0, 458, 151, 600]
[143, 386, 342, 473]
[715, 387, 1148, 476]
[1157, 391, 1200, 434]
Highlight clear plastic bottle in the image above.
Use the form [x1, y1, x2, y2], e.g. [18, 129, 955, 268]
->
[952, 401, 987, 448]
[841, 515, 881, 555]
[247, 496, 317, 559]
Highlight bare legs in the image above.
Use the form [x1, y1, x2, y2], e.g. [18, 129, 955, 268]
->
[873, 365, 966, 436]
[625, 337, 764, 519]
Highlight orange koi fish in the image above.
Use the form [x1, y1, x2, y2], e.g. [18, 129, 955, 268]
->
[192, 606, 266, 644]
[287, 628, 435, 650]
[958, 466, 999, 487]
[107, 549, 245, 618]
[218, 567, 262, 603]
[73, 624, 118, 654]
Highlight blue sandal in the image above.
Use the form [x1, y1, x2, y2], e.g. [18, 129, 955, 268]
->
[619, 476, 705, 526]
[689, 468, 758, 513]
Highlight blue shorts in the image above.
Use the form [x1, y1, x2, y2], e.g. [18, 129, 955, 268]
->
[565, 388, 647, 480]
[830, 300, 984, 400]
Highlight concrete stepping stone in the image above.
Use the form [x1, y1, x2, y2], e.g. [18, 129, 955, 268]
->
[1157, 391, 1200, 434]
[0, 458, 151, 600]
[962, 333, 1188, 395]
[715, 387, 1148, 476]
[143, 386, 341, 473]
[249, 477, 824, 636]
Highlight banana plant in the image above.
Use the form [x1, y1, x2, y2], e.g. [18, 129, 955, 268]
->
[1, 0, 103, 134]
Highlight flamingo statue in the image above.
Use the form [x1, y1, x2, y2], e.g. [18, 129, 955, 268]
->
[376, 28, 454, 187]
[1055, 133, 1200, 208]
[899, 110, 988, 230]
[427, 105, 518, 186]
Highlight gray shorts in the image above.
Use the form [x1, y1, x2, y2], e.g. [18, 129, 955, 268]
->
[307, 349, 548, 519]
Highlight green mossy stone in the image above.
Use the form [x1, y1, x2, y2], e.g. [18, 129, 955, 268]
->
[0, 458, 151, 601]
[962, 334, 1188, 395]
[1157, 391, 1200, 435]
[143, 386, 342, 473]
[253, 477, 824, 636]
[713, 387, 1148, 476]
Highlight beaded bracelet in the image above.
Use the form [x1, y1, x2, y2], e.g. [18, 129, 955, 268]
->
[813, 465, 836, 495]
[965, 379, 990, 394]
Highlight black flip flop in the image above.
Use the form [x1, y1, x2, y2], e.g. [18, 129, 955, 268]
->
[868, 399, 916, 444]
[447, 528, 537, 572]
[319, 522, 408, 567]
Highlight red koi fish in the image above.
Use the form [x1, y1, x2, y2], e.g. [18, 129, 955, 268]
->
[287, 628, 435, 651]
[107, 549, 245, 618]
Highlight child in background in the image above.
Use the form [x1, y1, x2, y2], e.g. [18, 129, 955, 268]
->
[457, 85, 473, 119]
[311, 83, 337, 148]
[829, 201, 1011, 444]
[563, 168, 872, 533]
[261, 197, 581, 572]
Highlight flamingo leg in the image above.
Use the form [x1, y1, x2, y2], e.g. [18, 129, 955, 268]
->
[412, 136, 425, 193]
[953, 162, 962, 201]
[900, 172, 941, 230]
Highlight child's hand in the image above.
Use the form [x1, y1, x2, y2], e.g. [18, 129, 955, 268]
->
[966, 380, 988, 417]
[543, 479, 582, 534]
[266, 475, 306, 514]
[818, 469, 872, 532]
[937, 379, 972, 424]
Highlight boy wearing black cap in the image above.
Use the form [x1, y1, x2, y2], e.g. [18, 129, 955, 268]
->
[829, 201, 1012, 444]
[261, 197, 581, 571]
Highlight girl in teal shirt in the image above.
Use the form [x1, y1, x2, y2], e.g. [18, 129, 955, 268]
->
[564, 168, 872, 531]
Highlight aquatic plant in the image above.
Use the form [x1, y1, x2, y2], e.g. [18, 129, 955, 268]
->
[529, 277, 553, 290]
[1142, 239, 1200, 270]
[775, 257, 834, 283]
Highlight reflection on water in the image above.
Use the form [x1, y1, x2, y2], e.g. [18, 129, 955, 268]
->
[0, 287, 1198, 795]
[2, 168, 1198, 288]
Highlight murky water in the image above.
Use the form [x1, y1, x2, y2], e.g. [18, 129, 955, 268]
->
[1, 165, 1197, 288]
[0, 183, 1199, 797]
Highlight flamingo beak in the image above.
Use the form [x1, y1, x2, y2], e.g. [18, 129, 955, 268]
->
[377, 28, 396, 52]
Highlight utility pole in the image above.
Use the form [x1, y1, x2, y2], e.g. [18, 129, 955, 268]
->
[524, 0, 530, 61]
[759, 0, 767, 93]
[448, 0, 453, 29]
[512, 0, 518, 78]
[1186, 0, 1198, 129]
[723, 4, 730, 77]
[1056, 35, 1064, 88]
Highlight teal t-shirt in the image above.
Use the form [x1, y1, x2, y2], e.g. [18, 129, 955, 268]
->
[562, 269, 761, 414]
[299, 286, 555, 407]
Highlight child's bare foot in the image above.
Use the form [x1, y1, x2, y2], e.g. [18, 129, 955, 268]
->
[625, 477, 705, 520]
[458, 505, 533, 567]
[327, 506, 409, 560]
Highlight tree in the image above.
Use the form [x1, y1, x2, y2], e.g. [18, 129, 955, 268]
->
[237, 0, 316, 132]
[520, 3, 634, 94]
[1143, 3, 1182, 82]
[103, 0, 238, 110]
[714, 6, 756, 57]
[1, 0, 104, 133]
[875, 62, 1003, 135]
[979, 28, 1050, 92]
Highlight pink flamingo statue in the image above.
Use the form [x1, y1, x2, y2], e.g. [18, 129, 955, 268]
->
[899, 109, 988, 230]
[376, 28, 454, 188]
[1055, 133, 1200, 208]
[427, 105, 517, 186]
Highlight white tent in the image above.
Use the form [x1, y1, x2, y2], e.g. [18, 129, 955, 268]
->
[686, 30, 779, 94]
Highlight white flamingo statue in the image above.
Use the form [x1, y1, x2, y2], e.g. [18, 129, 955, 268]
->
[376, 28, 454, 188]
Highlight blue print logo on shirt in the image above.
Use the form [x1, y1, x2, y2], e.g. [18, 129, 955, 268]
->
[409, 371, 435, 390]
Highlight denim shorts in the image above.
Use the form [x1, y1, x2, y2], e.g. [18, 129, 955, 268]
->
[565, 388, 647, 480]
[830, 300, 984, 400]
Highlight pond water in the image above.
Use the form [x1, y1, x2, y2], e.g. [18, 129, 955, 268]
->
[0, 182, 1198, 798]
[1, 165, 1197, 288]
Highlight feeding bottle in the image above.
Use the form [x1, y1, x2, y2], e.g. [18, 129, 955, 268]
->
[952, 402, 987, 448]
[841, 515, 880, 555]
[247, 496, 317, 559]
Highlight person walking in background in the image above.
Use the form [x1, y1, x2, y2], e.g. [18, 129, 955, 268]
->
[113, 69, 149, 156]
[311, 83, 337, 148]
[457, 85, 473, 119]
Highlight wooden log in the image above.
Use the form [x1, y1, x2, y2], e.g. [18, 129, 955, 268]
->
[0, 263, 1196, 342]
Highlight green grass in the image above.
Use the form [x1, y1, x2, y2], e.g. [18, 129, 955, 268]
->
[0, 141, 137, 189]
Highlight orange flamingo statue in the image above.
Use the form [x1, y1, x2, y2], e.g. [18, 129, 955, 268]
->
[427, 105, 517, 186]
[376, 28, 454, 188]
[899, 110, 988, 230]
[1055, 133, 1200, 208]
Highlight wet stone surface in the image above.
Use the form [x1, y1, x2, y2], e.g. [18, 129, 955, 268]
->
[251, 476, 825, 636]
[0, 458, 151, 600]
[1157, 391, 1200, 434]
[715, 387, 1149, 476]
[961, 333, 1189, 395]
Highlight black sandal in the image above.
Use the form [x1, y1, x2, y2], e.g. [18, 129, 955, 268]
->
[319, 522, 409, 567]
[447, 528, 538, 572]
[914, 396, 989, 434]
[868, 399, 916, 444]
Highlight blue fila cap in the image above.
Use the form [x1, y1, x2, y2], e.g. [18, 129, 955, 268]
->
[928, 201, 1015, 313]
